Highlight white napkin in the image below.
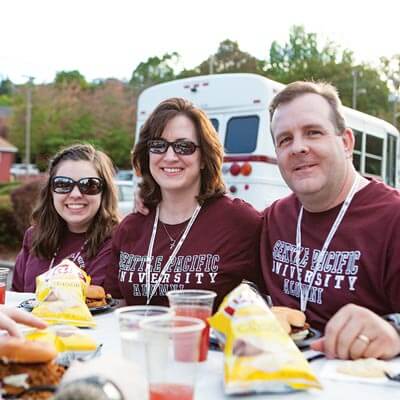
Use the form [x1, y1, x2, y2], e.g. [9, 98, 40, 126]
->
[320, 358, 400, 386]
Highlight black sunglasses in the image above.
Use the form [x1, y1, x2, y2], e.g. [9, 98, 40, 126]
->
[147, 139, 200, 155]
[51, 176, 104, 195]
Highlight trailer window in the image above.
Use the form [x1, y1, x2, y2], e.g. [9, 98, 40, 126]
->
[224, 116, 259, 153]
[364, 134, 383, 177]
[210, 118, 219, 132]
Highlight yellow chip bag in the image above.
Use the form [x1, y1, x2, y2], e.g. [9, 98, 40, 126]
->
[53, 326, 97, 352]
[32, 259, 95, 328]
[209, 282, 321, 394]
[24, 326, 97, 352]
[24, 328, 57, 346]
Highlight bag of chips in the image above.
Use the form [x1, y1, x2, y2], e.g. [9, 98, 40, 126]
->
[24, 326, 97, 352]
[32, 259, 95, 328]
[208, 282, 321, 394]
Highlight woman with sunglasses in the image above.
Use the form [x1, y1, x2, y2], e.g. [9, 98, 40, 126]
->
[105, 98, 263, 309]
[12, 144, 120, 292]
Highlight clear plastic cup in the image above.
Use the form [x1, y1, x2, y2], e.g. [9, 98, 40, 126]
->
[140, 316, 205, 400]
[0, 268, 9, 304]
[115, 305, 171, 365]
[167, 289, 216, 361]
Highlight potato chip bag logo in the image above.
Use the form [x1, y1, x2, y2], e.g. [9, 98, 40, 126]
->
[223, 293, 248, 317]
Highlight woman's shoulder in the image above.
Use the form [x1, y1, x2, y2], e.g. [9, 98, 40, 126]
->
[115, 211, 155, 235]
[205, 195, 262, 222]
[22, 226, 35, 244]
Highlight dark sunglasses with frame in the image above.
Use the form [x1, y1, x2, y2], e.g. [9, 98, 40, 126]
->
[147, 139, 200, 156]
[51, 176, 104, 195]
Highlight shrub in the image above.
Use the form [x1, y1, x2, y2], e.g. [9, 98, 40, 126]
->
[0, 182, 21, 196]
[0, 200, 21, 248]
[10, 178, 46, 235]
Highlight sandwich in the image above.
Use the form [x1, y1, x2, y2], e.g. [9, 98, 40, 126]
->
[85, 285, 107, 308]
[271, 306, 310, 341]
[0, 337, 65, 399]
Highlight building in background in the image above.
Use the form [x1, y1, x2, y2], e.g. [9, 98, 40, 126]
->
[0, 137, 17, 182]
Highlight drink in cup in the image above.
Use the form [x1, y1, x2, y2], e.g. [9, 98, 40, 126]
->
[115, 305, 171, 364]
[167, 289, 216, 361]
[140, 316, 205, 400]
[0, 268, 9, 304]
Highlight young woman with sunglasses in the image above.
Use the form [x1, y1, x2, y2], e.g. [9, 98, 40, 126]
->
[105, 98, 264, 309]
[12, 144, 120, 292]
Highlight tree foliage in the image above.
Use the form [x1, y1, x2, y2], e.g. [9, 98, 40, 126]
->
[0, 78, 13, 106]
[54, 70, 88, 89]
[265, 25, 389, 116]
[179, 39, 264, 78]
[130, 52, 180, 88]
[9, 78, 136, 170]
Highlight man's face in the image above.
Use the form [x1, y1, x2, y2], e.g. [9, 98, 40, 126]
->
[271, 93, 354, 206]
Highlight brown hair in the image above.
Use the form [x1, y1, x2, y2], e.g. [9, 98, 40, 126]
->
[132, 97, 225, 208]
[269, 81, 346, 134]
[31, 143, 120, 259]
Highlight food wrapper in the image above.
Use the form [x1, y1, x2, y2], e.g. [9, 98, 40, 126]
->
[24, 326, 97, 352]
[32, 259, 95, 327]
[209, 283, 321, 394]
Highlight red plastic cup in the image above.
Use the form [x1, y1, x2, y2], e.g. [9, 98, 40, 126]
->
[167, 289, 216, 361]
[140, 316, 205, 400]
[0, 268, 9, 304]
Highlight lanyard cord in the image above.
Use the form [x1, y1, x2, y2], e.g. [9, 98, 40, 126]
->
[295, 174, 360, 312]
[145, 204, 202, 304]
[48, 239, 88, 270]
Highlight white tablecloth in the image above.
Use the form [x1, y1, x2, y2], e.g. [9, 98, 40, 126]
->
[6, 291, 399, 399]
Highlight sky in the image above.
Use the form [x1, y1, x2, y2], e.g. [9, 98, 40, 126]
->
[1, 0, 399, 84]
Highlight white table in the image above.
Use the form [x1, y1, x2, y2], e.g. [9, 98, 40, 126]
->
[6, 291, 398, 399]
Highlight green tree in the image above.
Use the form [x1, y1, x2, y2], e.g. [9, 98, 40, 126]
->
[9, 79, 136, 169]
[54, 70, 88, 89]
[130, 52, 180, 88]
[0, 78, 13, 96]
[265, 25, 389, 116]
[0, 78, 13, 106]
[179, 39, 264, 78]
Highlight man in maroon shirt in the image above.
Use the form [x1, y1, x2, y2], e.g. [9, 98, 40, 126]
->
[262, 81, 400, 360]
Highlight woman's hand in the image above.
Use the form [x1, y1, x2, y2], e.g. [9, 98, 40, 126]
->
[0, 305, 47, 338]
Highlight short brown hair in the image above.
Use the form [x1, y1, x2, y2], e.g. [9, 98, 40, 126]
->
[132, 97, 225, 208]
[31, 143, 120, 259]
[269, 81, 346, 134]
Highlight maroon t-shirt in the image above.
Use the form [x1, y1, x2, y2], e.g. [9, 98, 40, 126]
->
[105, 196, 263, 309]
[261, 179, 400, 332]
[12, 227, 113, 292]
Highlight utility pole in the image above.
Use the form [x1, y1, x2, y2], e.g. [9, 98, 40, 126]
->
[24, 76, 34, 169]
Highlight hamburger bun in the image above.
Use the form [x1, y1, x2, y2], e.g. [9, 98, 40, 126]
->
[86, 285, 107, 308]
[0, 337, 57, 364]
[271, 306, 306, 328]
[86, 285, 106, 300]
[271, 306, 309, 341]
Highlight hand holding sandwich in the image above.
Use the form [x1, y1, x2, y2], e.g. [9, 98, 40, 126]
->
[311, 304, 400, 360]
[0, 305, 47, 338]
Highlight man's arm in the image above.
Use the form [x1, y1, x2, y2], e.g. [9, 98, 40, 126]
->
[133, 189, 149, 215]
[311, 304, 400, 360]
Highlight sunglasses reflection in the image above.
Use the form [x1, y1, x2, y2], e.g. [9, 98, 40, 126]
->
[51, 176, 104, 195]
[148, 139, 199, 155]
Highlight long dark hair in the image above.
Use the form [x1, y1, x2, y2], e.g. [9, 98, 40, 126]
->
[132, 97, 226, 209]
[31, 143, 120, 259]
